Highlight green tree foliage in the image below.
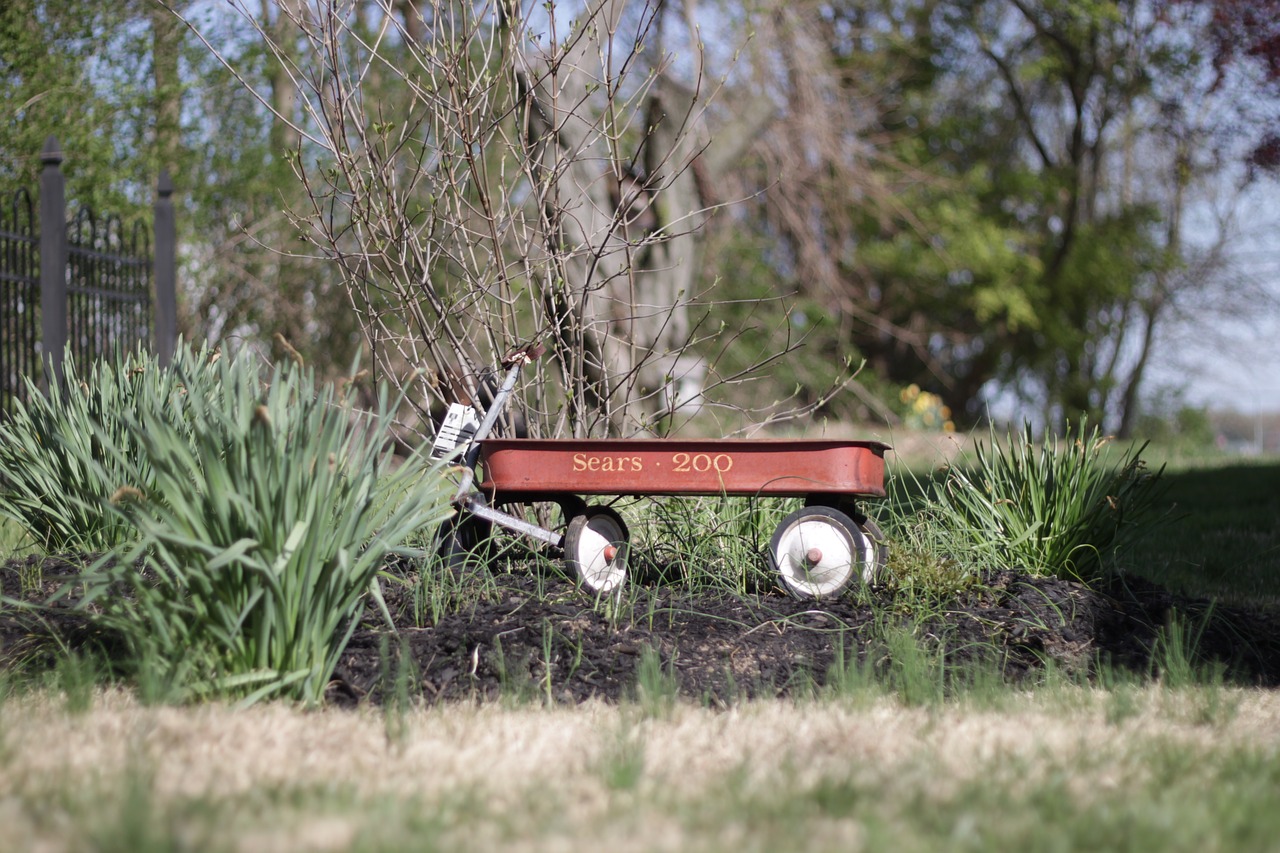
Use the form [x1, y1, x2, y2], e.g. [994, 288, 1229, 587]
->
[176, 4, 364, 373]
[6, 0, 1276, 428]
[838, 0, 1192, 427]
[0, 1, 361, 375]
[725, 0, 1277, 432]
[934, 0, 1180, 427]
[0, 0, 152, 213]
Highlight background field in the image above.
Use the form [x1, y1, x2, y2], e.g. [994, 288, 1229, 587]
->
[1126, 460, 1280, 604]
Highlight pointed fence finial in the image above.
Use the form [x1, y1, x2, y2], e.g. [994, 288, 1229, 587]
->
[41, 135, 63, 165]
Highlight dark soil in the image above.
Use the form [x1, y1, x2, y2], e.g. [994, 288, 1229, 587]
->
[4, 553, 1280, 707]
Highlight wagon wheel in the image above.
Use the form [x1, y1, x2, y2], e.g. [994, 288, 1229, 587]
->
[769, 505, 874, 600]
[803, 496, 889, 583]
[434, 514, 490, 574]
[563, 506, 629, 594]
[856, 515, 889, 582]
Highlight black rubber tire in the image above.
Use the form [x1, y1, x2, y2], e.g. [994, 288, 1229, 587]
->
[434, 515, 488, 575]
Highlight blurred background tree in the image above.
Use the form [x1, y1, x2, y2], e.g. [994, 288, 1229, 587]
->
[4, 0, 1278, 436]
[714, 0, 1280, 433]
[1, 0, 361, 375]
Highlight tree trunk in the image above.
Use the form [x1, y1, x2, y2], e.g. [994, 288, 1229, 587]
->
[519, 0, 772, 434]
[150, 3, 183, 181]
[265, 0, 301, 155]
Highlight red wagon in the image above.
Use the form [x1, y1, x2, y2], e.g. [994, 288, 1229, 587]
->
[435, 347, 891, 600]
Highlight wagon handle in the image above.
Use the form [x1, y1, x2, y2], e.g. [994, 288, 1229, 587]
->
[501, 342, 546, 368]
[454, 341, 544, 499]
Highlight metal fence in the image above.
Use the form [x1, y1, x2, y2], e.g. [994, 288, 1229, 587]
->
[0, 136, 176, 413]
[0, 188, 40, 410]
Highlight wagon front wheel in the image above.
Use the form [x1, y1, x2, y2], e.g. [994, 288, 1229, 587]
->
[769, 506, 874, 600]
[563, 506, 629, 594]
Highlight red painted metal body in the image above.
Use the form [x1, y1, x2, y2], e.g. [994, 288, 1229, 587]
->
[479, 439, 889, 499]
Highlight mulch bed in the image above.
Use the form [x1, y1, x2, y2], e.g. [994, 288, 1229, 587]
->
[4, 553, 1279, 707]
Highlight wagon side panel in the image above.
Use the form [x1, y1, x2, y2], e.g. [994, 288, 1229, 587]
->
[479, 440, 888, 498]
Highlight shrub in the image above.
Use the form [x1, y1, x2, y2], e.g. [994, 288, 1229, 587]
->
[923, 421, 1164, 585]
[898, 383, 956, 433]
[74, 347, 454, 705]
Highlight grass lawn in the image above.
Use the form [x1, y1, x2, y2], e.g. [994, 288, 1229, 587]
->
[2, 686, 1279, 852]
[1126, 457, 1280, 604]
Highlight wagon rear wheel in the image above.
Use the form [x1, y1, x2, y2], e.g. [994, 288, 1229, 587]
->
[434, 515, 489, 574]
[563, 506, 629, 594]
[856, 515, 889, 582]
[769, 505, 874, 600]
[802, 496, 889, 582]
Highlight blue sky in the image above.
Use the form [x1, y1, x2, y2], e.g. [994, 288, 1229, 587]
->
[1153, 187, 1280, 414]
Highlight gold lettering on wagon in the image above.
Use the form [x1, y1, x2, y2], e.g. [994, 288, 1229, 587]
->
[570, 452, 736, 475]
[572, 453, 644, 473]
[671, 452, 734, 474]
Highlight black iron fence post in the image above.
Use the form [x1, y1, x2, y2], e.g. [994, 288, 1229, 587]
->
[154, 169, 177, 366]
[38, 135, 67, 389]
[3, 137, 178, 400]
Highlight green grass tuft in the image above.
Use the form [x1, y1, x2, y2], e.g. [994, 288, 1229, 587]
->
[0, 343, 225, 553]
[912, 420, 1165, 585]
[53, 344, 456, 706]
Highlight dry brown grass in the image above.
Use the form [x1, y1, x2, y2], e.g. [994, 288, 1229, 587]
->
[3, 687, 1280, 851]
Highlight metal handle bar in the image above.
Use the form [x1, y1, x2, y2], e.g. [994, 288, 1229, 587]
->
[452, 342, 544, 501]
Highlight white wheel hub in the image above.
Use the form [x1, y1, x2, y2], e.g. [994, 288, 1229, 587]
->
[565, 508, 629, 594]
[770, 506, 872, 599]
